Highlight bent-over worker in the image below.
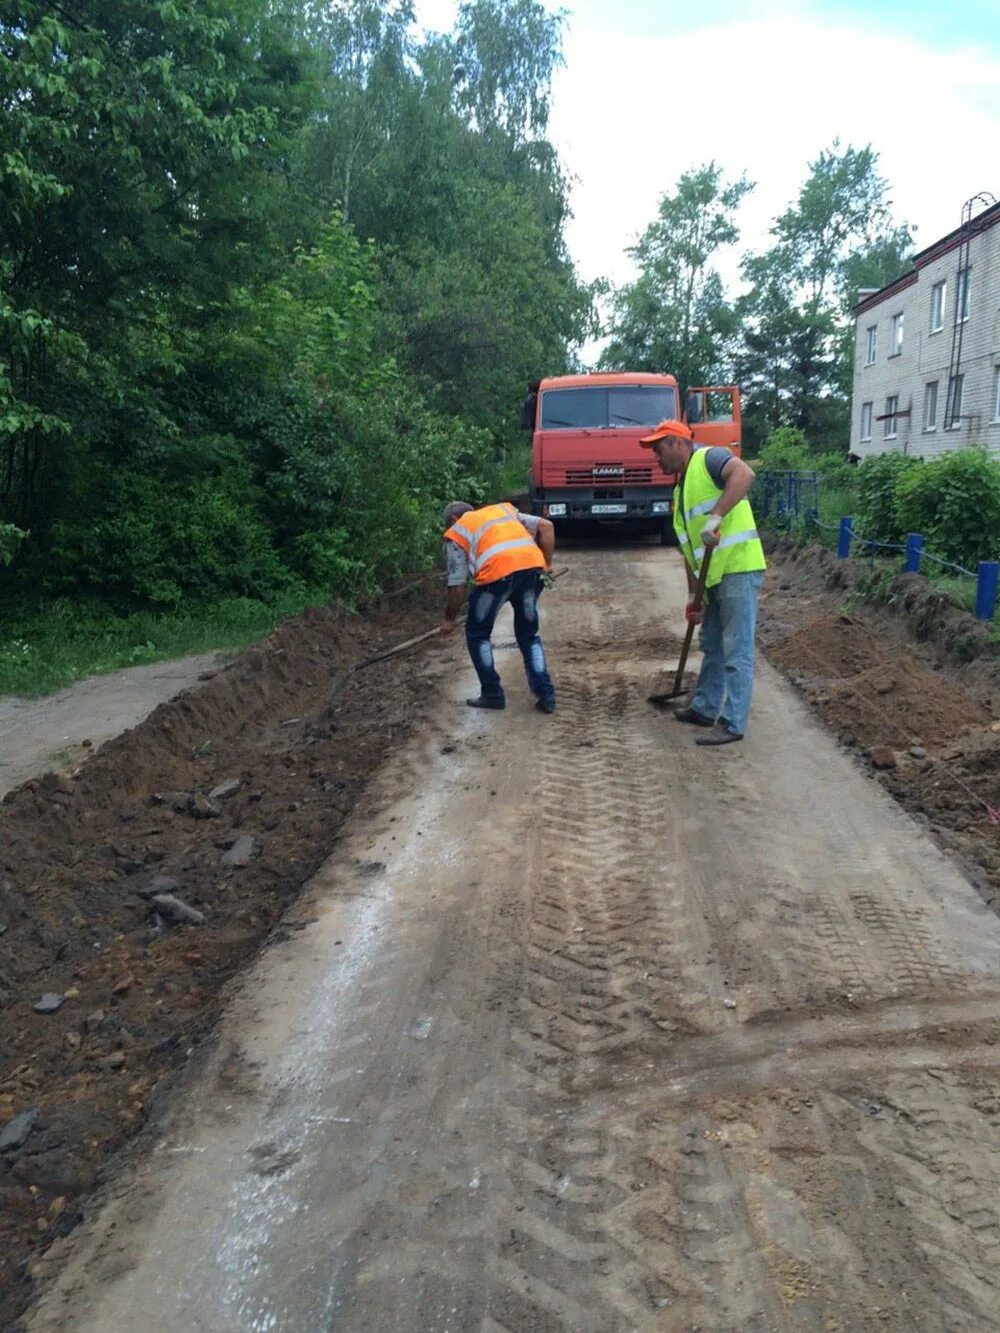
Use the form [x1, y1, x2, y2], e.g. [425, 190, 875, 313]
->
[639, 421, 766, 746]
[440, 501, 557, 713]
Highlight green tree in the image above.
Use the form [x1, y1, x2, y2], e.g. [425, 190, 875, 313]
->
[602, 163, 752, 390]
[1, 0, 316, 535]
[736, 143, 912, 452]
[295, 0, 415, 227]
[452, 0, 564, 144]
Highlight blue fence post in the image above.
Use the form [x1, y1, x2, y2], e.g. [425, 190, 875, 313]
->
[837, 516, 853, 559]
[777, 498, 787, 527]
[904, 533, 924, 574]
[975, 561, 999, 621]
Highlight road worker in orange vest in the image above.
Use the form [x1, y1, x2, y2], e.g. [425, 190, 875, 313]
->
[440, 501, 557, 713]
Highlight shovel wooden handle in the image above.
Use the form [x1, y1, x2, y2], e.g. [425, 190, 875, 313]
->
[670, 545, 713, 697]
[330, 567, 570, 704]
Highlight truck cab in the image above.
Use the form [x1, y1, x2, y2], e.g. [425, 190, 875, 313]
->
[524, 373, 741, 542]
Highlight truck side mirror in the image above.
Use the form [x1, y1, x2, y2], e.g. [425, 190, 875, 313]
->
[685, 391, 703, 424]
[520, 392, 537, 431]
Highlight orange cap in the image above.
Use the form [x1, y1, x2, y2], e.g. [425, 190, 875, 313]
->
[639, 419, 694, 447]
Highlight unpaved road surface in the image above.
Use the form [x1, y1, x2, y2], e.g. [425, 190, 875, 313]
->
[29, 548, 1000, 1332]
[0, 653, 220, 798]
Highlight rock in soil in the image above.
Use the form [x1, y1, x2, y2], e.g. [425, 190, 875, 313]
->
[190, 793, 221, 820]
[870, 746, 898, 770]
[209, 779, 242, 801]
[150, 894, 205, 926]
[222, 836, 257, 868]
[151, 791, 191, 812]
[0, 1109, 37, 1153]
[33, 993, 65, 1014]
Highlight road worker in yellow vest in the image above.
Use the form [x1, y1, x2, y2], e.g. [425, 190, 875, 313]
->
[440, 501, 557, 713]
[640, 420, 766, 746]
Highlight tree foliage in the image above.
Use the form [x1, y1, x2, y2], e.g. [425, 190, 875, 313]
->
[607, 143, 913, 456]
[0, 0, 592, 609]
[734, 144, 913, 451]
[601, 163, 752, 390]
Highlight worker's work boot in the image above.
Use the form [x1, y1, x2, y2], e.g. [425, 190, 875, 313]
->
[673, 706, 715, 727]
[695, 722, 743, 746]
[467, 694, 505, 710]
[535, 695, 556, 714]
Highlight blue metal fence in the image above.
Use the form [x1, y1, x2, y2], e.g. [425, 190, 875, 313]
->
[754, 470, 997, 622]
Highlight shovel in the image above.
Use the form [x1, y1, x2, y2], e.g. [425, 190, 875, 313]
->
[328, 626, 443, 704]
[328, 568, 569, 704]
[648, 545, 713, 706]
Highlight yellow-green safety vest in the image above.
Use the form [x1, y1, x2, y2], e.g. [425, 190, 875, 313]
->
[673, 448, 766, 589]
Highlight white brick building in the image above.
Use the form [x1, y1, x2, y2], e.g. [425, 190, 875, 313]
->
[850, 198, 1000, 460]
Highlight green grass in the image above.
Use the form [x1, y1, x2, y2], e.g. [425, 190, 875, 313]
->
[0, 587, 333, 698]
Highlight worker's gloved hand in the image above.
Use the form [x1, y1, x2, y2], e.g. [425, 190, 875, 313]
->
[540, 569, 555, 591]
[701, 513, 722, 547]
[685, 601, 704, 627]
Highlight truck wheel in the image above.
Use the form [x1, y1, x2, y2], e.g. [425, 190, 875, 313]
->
[659, 519, 677, 546]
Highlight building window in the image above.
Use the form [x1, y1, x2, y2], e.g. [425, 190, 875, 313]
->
[860, 401, 873, 441]
[884, 394, 898, 439]
[865, 324, 877, 365]
[955, 267, 971, 323]
[994, 367, 1000, 422]
[923, 381, 938, 432]
[891, 313, 904, 356]
[946, 374, 964, 428]
[930, 280, 946, 332]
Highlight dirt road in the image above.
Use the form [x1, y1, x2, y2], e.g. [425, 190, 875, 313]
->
[28, 547, 1000, 1332]
[0, 653, 220, 798]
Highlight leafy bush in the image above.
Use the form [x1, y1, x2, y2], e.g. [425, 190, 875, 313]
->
[759, 426, 812, 471]
[44, 465, 288, 607]
[854, 452, 922, 545]
[814, 452, 857, 492]
[895, 448, 1000, 567]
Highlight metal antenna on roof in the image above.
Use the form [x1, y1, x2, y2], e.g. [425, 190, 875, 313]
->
[944, 192, 997, 429]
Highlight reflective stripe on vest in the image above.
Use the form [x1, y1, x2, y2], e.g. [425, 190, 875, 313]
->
[692, 528, 761, 566]
[443, 504, 546, 585]
[672, 450, 765, 589]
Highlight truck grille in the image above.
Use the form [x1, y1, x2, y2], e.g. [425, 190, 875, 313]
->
[564, 465, 653, 485]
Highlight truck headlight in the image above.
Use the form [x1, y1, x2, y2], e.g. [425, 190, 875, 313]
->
[546, 503, 567, 517]
[652, 501, 670, 515]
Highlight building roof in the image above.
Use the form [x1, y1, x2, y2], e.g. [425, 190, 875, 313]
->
[854, 197, 1000, 318]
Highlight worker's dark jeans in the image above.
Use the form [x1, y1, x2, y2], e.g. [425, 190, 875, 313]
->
[466, 568, 554, 703]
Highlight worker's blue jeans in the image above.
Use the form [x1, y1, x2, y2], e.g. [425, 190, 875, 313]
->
[690, 570, 764, 736]
[466, 569, 554, 703]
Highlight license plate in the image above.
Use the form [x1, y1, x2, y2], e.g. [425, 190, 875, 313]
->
[591, 503, 627, 515]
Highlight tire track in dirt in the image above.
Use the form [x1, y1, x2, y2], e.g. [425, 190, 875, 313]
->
[485, 546, 1000, 1332]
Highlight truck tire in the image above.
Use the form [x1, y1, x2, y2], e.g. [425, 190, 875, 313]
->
[659, 518, 677, 546]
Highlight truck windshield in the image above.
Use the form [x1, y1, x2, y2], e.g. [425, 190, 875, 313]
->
[540, 386, 676, 429]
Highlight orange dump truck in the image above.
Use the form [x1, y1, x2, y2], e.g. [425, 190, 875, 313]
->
[522, 373, 742, 542]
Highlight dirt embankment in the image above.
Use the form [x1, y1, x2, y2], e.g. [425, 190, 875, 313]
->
[760, 540, 1000, 912]
[0, 579, 443, 1328]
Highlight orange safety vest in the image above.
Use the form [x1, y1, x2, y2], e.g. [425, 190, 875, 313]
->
[443, 503, 546, 585]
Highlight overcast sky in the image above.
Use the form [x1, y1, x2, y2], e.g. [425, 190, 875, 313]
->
[415, 0, 1000, 359]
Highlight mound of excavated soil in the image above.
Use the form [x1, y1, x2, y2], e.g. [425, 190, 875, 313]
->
[769, 616, 992, 750]
[761, 546, 1000, 915]
[0, 580, 444, 1328]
